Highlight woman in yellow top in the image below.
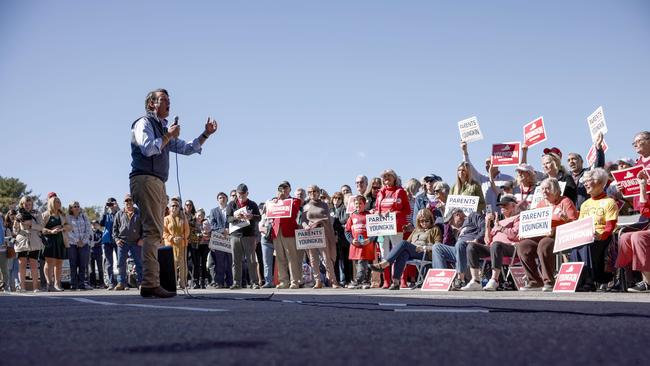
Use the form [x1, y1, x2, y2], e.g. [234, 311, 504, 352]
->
[163, 199, 190, 289]
[450, 161, 486, 214]
[570, 168, 618, 292]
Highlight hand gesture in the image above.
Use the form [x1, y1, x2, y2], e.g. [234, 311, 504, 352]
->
[204, 117, 218, 136]
[595, 132, 604, 149]
[168, 124, 181, 139]
[638, 169, 649, 183]
[460, 141, 468, 154]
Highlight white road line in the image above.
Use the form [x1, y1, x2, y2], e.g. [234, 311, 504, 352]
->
[378, 303, 408, 307]
[69, 297, 228, 312]
[394, 308, 489, 313]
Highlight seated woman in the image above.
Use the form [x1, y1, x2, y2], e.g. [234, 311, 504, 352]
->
[462, 195, 520, 291]
[369, 208, 442, 290]
[571, 168, 618, 291]
[517, 178, 579, 291]
[616, 131, 650, 292]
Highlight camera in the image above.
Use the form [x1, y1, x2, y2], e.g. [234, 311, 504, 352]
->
[16, 208, 34, 222]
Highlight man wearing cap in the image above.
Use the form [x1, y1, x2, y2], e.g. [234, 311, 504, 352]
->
[99, 197, 119, 290]
[270, 181, 303, 289]
[414, 174, 443, 222]
[513, 163, 538, 211]
[111, 194, 144, 290]
[461, 142, 515, 212]
[226, 184, 261, 290]
[129, 88, 218, 298]
[567, 135, 605, 209]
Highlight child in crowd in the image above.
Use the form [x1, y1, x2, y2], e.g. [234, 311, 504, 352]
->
[344, 195, 375, 289]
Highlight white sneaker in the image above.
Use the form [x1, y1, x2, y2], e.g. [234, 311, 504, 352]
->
[461, 280, 483, 291]
[483, 279, 499, 291]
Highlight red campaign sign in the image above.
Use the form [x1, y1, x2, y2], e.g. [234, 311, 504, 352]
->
[586, 140, 608, 166]
[553, 262, 585, 292]
[523, 117, 547, 148]
[509, 266, 527, 290]
[421, 269, 456, 291]
[491, 142, 521, 166]
[265, 199, 293, 219]
[611, 165, 650, 198]
[553, 217, 594, 253]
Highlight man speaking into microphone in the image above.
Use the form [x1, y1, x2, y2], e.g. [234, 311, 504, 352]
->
[130, 88, 218, 298]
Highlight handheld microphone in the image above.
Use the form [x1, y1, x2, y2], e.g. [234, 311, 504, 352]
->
[172, 115, 179, 127]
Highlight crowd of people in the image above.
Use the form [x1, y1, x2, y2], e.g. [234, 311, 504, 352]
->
[1, 130, 649, 294]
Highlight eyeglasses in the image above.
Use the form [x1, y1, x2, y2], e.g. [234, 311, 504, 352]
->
[418, 219, 432, 223]
[371, 186, 380, 190]
[355, 181, 363, 185]
[332, 197, 342, 200]
[171, 205, 179, 208]
[72, 205, 80, 208]
[432, 190, 441, 194]
[632, 138, 648, 147]
[124, 199, 132, 203]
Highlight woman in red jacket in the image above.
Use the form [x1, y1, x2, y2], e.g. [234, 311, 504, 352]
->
[375, 169, 411, 288]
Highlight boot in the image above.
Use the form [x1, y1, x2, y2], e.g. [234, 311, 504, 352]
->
[382, 267, 392, 289]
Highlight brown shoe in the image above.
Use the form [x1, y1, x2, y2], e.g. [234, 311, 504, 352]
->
[312, 280, 323, 289]
[140, 286, 176, 298]
[114, 283, 126, 291]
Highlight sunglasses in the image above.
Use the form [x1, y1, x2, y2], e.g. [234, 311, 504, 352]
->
[371, 186, 380, 190]
[171, 205, 179, 208]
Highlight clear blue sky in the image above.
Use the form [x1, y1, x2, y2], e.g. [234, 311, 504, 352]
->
[1, 1, 649, 212]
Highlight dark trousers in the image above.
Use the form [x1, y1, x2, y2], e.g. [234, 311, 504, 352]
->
[570, 238, 613, 285]
[103, 242, 118, 285]
[354, 260, 370, 284]
[467, 241, 516, 271]
[190, 245, 210, 284]
[68, 245, 90, 288]
[89, 246, 104, 286]
[384, 240, 421, 281]
[210, 249, 233, 287]
[336, 239, 353, 284]
[517, 237, 556, 285]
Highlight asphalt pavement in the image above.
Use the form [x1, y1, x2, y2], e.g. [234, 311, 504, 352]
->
[2, 288, 650, 366]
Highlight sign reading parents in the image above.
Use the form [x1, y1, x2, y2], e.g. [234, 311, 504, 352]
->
[295, 227, 327, 250]
[458, 116, 484, 143]
[491, 142, 521, 166]
[209, 232, 232, 254]
[444, 195, 480, 220]
[611, 165, 650, 198]
[553, 217, 594, 253]
[523, 116, 547, 148]
[366, 212, 397, 236]
[518, 207, 552, 238]
[265, 199, 293, 219]
[587, 106, 607, 142]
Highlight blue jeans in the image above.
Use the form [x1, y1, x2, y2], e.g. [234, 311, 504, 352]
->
[261, 240, 275, 284]
[431, 241, 470, 278]
[210, 249, 233, 287]
[103, 242, 118, 285]
[384, 240, 420, 281]
[117, 242, 143, 285]
[67, 245, 90, 288]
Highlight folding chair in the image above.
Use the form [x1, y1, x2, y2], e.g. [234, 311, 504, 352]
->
[480, 249, 521, 288]
[405, 244, 433, 287]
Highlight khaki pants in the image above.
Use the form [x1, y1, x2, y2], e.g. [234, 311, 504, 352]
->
[274, 232, 303, 286]
[308, 241, 337, 284]
[171, 244, 188, 287]
[130, 175, 166, 288]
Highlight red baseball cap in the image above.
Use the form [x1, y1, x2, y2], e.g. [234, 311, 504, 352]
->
[543, 147, 562, 158]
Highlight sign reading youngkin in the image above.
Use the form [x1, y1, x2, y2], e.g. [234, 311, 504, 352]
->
[365, 212, 397, 236]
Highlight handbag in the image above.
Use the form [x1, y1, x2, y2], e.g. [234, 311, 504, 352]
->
[6, 246, 16, 258]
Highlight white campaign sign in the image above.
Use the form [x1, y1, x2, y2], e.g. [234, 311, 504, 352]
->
[444, 195, 480, 220]
[458, 116, 484, 143]
[209, 232, 232, 253]
[366, 213, 397, 236]
[587, 106, 607, 142]
[518, 207, 553, 238]
[295, 227, 327, 250]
